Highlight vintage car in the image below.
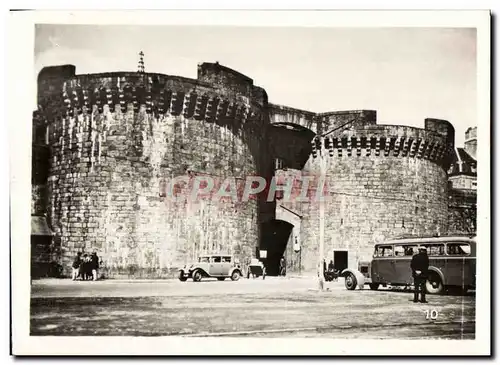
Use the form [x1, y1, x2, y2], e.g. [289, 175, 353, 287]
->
[179, 254, 243, 282]
[341, 236, 476, 295]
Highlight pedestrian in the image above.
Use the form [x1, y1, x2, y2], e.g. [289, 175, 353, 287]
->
[71, 252, 82, 281]
[411, 247, 429, 303]
[279, 256, 286, 276]
[90, 251, 100, 281]
[327, 260, 335, 272]
[80, 253, 90, 281]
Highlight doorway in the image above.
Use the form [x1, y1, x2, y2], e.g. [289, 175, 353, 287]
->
[260, 220, 294, 276]
[333, 250, 348, 272]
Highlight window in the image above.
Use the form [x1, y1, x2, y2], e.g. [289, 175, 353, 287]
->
[394, 245, 405, 257]
[211, 256, 222, 263]
[222, 256, 232, 263]
[420, 244, 445, 256]
[394, 245, 417, 256]
[446, 243, 471, 256]
[375, 245, 393, 257]
[199, 257, 210, 263]
[401, 245, 418, 256]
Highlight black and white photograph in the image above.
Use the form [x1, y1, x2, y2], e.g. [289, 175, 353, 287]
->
[9, 9, 491, 356]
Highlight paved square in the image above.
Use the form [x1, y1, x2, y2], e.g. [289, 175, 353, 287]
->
[30, 277, 475, 338]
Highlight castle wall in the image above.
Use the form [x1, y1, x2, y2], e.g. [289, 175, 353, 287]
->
[268, 104, 316, 132]
[281, 124, 453, 274]
[33, 62, 475, 280]
[40, 67, 270, 278]
[318, 110, 377, 135]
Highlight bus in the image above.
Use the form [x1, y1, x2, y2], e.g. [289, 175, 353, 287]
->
[342, 236, 476, 295]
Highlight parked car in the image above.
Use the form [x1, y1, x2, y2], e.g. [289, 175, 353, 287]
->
[179, 254, 243, 282]
[341, 236, 476, 295]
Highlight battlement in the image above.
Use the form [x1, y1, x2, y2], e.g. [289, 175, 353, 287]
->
[38, 65, 76, 83]
[61, 79, 252, 128]
[310, 122, 454, 168]
[318, 110, 377, 134]
[36, 67, 273, 132]
[197, 62, 254, 97]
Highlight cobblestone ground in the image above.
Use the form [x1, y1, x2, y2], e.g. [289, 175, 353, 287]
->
[30, 277, 475, 339]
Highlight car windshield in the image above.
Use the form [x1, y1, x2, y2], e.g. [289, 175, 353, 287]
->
[198, 257, 210, 263]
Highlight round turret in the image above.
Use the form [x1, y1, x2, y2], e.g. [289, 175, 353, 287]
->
[297, 122, 452, 271]
[38, 65, 270, 278]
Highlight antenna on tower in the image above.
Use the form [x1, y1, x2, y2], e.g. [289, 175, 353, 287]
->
[138, 51, 145, 73]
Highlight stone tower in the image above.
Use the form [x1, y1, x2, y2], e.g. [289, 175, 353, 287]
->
[36, 63, 273, 278]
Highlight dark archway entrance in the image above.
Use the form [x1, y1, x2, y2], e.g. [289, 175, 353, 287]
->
[260, 219, 294, 276]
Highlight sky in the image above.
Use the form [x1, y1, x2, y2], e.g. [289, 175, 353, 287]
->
[34, 25, 477, 146]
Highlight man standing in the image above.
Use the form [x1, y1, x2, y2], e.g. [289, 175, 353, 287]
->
[71, 252, 82, 281]
[279, 256, 286, 277]
[90, 252, 100, 281]
[411, 247, 429, 303]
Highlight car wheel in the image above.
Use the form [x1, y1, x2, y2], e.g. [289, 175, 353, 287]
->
[217, 277, 225, 281]
[425, 272, 444, 295]
[369, 283, 379, 290]
[178, 272, 187, 282]
[345, 273, 357, 290]
[192, 270, 202, 282]
[231, 271, 240, 281]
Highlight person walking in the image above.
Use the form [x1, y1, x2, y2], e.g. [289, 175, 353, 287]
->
[411, 247, 429, 303]
[71, 252, 82, 281]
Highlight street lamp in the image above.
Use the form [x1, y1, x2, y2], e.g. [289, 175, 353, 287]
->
[318, 140, 327, 291]
[311, 136, 327, 290]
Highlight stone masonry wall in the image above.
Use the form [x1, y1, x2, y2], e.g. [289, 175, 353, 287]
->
[34, 62, 472, 280]
[279, 124, 453, 274]
[41, 69, 268, 278]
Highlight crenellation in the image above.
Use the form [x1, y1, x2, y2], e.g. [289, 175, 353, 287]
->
[393, 137, 402, 156]
[416, 140, 427, 159]
[384, 137, 391, 156]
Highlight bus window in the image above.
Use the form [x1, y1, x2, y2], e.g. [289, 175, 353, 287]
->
[401, 245, 418, 256]
[421, 244, 445, 256]
[447, 243, 471, 256]
[394, 245, 405, 257]
[376, 245, 393, 257]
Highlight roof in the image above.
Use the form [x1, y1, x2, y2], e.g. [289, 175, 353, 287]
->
[199, 253, 232, 257]
[31, 216, 53, 236]
[383, 236, 476, 245]
[448, 147, 477, 176]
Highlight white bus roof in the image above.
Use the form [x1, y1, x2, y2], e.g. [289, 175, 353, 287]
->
[382, 236, 476, 245]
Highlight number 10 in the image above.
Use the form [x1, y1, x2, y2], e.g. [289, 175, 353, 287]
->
[425, 309, 438, 320]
